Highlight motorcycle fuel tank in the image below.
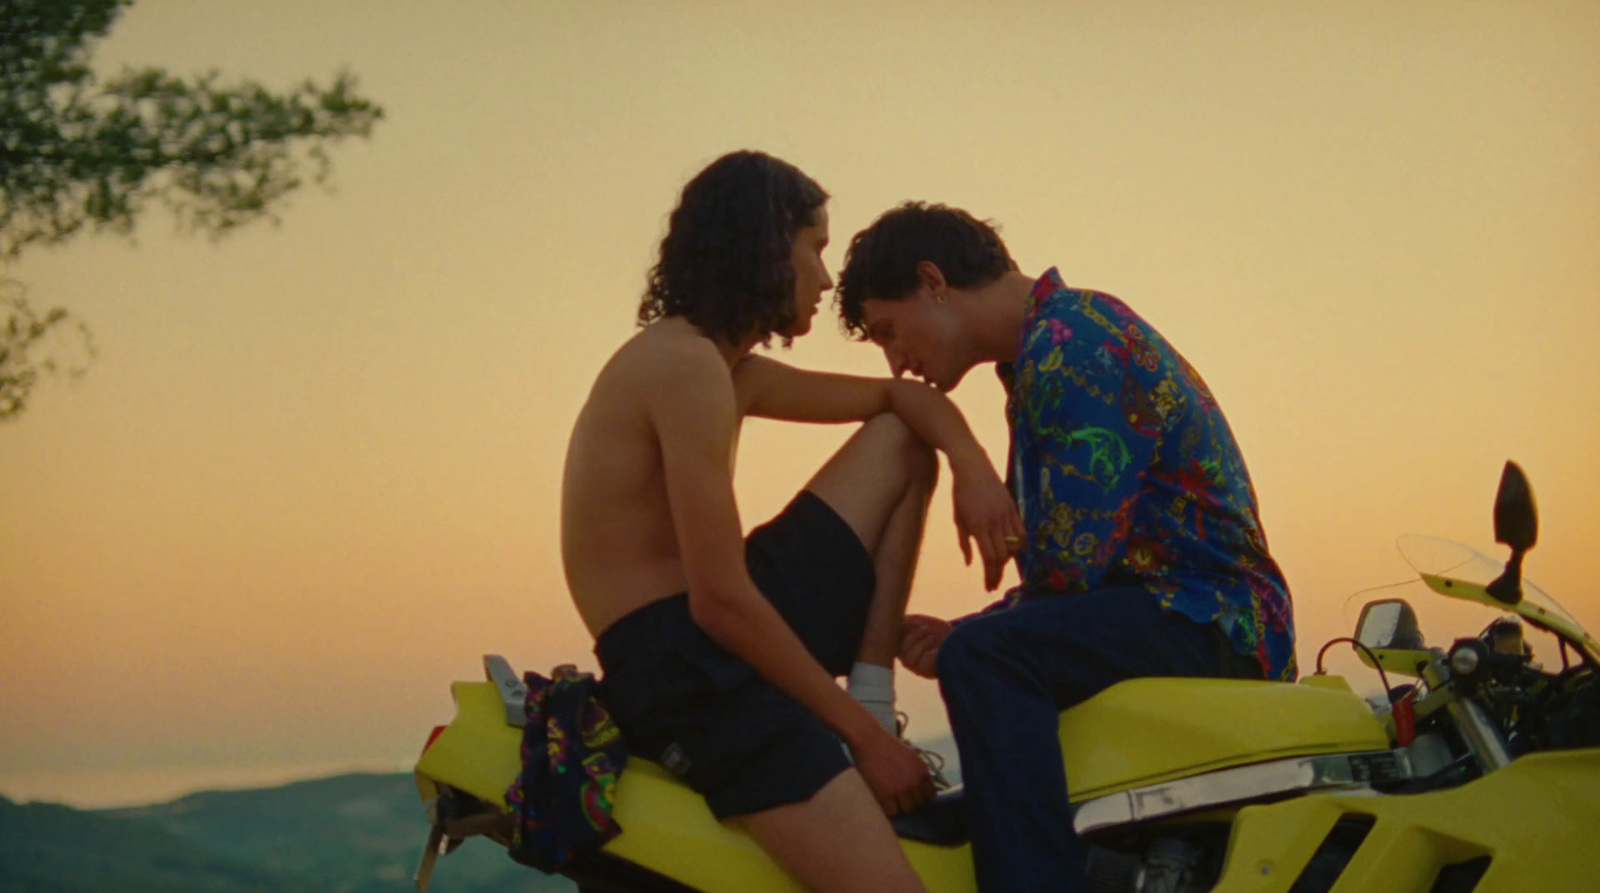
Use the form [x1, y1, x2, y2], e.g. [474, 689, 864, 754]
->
[1060, 677, 1389, 802]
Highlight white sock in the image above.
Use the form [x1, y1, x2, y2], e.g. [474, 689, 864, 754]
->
[847, 662, 898, 734]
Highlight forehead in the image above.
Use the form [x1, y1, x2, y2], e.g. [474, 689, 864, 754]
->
[800, 204, 829, 238]
[860, 297, 910, 330]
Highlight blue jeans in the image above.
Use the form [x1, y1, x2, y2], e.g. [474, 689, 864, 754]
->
[937, 588, 1254, 893]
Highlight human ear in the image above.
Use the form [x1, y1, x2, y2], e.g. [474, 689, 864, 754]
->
[915, 260, 948, 297]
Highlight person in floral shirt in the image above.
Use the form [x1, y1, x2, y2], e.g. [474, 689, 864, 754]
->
[835, 201, 1296, 893]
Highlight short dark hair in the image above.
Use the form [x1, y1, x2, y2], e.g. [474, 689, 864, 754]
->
[639, 151, 828, 347]
[835, 202, 1016, 339]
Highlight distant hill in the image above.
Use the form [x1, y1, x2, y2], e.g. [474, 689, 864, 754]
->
[0, 794, 297, 893]
[0, 774, 571, 893]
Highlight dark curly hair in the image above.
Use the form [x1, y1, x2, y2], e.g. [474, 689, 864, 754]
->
[639, 151, 828, 347]
[834, 201, 1016, 339]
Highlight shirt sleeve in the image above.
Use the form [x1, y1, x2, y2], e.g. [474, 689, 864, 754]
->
[1013, 313, 1158, 595]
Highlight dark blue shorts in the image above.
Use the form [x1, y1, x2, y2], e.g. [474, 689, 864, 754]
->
[594, 491, 875, 819]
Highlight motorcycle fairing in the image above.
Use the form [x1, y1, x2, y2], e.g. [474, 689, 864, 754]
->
[415, 680, 522, 808]
[1072, 748, 1404, 835]
[1059, 677, 1389, 802]
[1420, 572, 1600, 664]
[1218, 748, 1600, 891]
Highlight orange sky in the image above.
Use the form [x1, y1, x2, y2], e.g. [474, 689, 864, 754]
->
[2, 0, 1597, 807]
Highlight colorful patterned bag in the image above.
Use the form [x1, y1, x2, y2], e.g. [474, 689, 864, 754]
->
[505, 664, 628, 872]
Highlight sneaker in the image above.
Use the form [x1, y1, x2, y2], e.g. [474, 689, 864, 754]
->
[896, 711, 952, 791]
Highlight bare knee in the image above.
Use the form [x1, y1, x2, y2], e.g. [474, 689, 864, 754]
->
[804, 413, 939, 554]
[859, 413, 938, 493]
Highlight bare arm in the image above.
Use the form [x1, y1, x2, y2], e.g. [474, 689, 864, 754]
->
[651, 346, 932, 814]
[735, 355, 1024, 589]
[735, 354, 980, 454]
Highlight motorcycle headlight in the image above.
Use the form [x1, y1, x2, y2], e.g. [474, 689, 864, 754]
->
[1449, 640, 1486, 678]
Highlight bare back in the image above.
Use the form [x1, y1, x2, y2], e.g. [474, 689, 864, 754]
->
[562, 319, 740, 637]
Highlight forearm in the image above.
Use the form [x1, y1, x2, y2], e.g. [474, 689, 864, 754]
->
[883, 379, 991, 472]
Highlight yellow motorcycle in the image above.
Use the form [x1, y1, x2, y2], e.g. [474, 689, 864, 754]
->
[412, 461, 1600, 892]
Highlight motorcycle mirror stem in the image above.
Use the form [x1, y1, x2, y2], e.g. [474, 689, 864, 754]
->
[1485, 460, 1537, 606]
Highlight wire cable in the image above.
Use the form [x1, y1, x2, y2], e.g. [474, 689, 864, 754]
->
[1315, 636, 1397, 703]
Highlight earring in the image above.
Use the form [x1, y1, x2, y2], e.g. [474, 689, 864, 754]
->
[933, 291, 947, 304]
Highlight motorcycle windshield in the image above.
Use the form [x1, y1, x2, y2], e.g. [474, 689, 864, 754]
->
[1397, 535, 1600, 664]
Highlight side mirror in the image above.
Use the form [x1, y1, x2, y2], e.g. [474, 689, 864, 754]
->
[1486, 461, 1538, 606]
[1356, 599, 1426, 651]
[1492, 460, 1538, 551]
[1354, 599, 1432, 678]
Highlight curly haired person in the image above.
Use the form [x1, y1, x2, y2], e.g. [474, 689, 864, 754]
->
[564, 155, 1020, 893]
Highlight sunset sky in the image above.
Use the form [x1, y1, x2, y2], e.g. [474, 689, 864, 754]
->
[3, 1, 1597, 808]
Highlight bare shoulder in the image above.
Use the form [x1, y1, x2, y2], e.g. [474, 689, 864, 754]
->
[622, 321, 737, 414]
[729, 352, 780, 414]
[730, 352, 785, 388]
[634, 321, 726, 370]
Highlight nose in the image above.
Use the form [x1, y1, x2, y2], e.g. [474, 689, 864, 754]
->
[820, 265, 834, 292]
[886, 348, 908, 378]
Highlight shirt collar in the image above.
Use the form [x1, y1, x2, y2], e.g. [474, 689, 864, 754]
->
[1000, 268, 1068, 396]
[1026, 267, 1067, 315]
[1016, 266, 1068, 354]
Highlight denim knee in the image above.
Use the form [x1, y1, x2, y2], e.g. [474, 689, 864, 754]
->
[936, 618, 1007, 689]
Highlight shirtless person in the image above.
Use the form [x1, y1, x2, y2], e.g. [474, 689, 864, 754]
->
[561, 152, 1021, 893]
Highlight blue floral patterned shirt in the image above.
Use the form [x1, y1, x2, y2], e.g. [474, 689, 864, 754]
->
[994, 268, 1296, 681]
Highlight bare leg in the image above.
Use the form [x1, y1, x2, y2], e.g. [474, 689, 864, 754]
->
[854, 466, 935, 667]
[803, 414, 938, 668]
[732, 418, 936, 893]
[737, 769, 927, 893]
